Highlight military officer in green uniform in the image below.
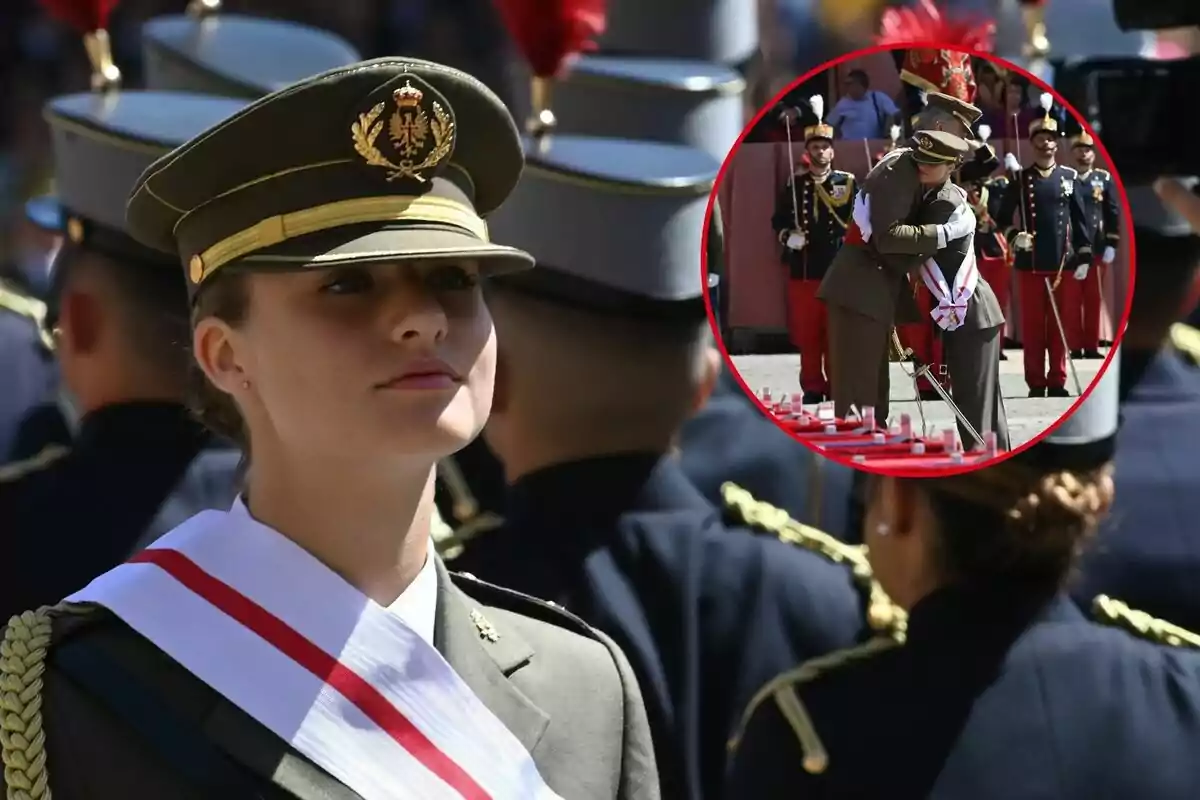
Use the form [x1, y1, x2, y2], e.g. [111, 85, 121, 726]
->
[0, 58, 658, 800]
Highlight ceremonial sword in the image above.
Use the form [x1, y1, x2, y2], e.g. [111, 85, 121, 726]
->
[890, 328, 986, 450]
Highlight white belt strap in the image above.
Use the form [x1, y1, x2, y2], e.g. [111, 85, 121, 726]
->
[67, 503, 562, 800]
[919, 242, 979, 332]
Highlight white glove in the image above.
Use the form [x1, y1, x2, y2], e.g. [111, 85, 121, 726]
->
[1102, 246, 1116, 264]
[937, 203, 976, 247]
[1014, 231, 1034, 251]
[1004, 152, 1021, 173]
[1074, 263, 1089, 281]
[785, 231, 807, 250]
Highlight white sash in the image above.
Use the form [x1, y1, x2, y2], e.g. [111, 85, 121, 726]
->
[919, 237, 979, 332]
[67, 501, 562, 800]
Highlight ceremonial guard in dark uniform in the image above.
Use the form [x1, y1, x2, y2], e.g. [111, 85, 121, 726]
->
[773, 97, 854, 404]
[0, 57, 659, 800]
[1070, 131, 1120, 359]
[963, 128, 1012, 360]
[996, 96, 1093, 397]
[0, 14, 247, 617]
[446, 71, 877, 799]
[729, 355, 1200, 798]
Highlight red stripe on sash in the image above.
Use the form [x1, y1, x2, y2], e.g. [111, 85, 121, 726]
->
[845, 221, 866, 246]
[128, 548, 491, 800]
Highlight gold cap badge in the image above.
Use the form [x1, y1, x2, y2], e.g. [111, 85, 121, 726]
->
[351, 74, 456, 184]
[917, 134, 934, 150]
[66, 217, 85, 244]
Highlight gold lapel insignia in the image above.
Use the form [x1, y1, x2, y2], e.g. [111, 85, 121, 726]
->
[470, 608, 500, 642]
[1092, 181, 1104, 202]
[351, 75, 455, 183]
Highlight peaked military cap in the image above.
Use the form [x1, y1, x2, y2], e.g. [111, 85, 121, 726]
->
[125, 58, 533, 295]
[551, 55, 745, 159]
[36, 91, 247, 269]
[141, 5, 360, 99]
[910, 130, 969, 165]
[1016, 347, 1121, 470]
[923, 91, 983, 130]
[487, 133, 719, 321]
[598, 0, 759, 67]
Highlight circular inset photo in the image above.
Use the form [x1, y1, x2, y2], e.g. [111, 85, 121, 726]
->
[705, 45, 1133, 474]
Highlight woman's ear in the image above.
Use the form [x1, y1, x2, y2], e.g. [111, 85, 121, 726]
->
[192, 317, 247, 395]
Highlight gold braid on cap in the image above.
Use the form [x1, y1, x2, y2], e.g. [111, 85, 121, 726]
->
[720, 482, 907, 641]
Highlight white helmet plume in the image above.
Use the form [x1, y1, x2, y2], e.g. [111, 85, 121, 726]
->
[809, 95, 824, 124]
[889, 124, 901, 143]
[1039, 92, 1053, 113]
[977, 124, 992, 144]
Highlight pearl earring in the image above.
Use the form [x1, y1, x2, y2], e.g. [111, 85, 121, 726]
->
[876, 523, 891, 537]
[241, 379, 251, 389]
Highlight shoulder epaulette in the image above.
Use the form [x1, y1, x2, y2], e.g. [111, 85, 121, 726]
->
[0, 280, 54, 352]
[0, 603, 100, 799]
[727, 637, 901, 774]
[1170, 323, 1200, 365]
[833, 169, 855, 180]
[1092, 595, 1200, 650]
[1095, 168, 1110, 179]
[1061, 166, 1078, 177]
[450, 571, 598, 640]
[721, 482, 907, 641]
[0, 444, 70, 483]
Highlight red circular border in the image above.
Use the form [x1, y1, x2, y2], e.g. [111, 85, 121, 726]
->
[701, 42, 1136, 478]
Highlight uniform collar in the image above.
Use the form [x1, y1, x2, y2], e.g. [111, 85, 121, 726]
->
[506, 452, 705, 530]
[906, 581, 1081, 648]
[78, 400, 211, 447]
[1123, 346, 1200, 404]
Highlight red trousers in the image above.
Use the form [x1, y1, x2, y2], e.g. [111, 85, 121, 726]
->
[1018, 271, 1073, 389]
[1076, 256, 1105, 351]
[977, 251, 1011, 320]
[786, 279, 829, 394]
[896, 285, 947, 392]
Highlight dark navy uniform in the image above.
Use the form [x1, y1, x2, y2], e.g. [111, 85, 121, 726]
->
[773, 163, 854, 402]
[1076, 166, 1120, 260]
[728, 356, 1200, 798]
[957, 139, 1000, 185]
[997, 157, 1092, 394]
[1073, 331, 1200, 632]
[450, 121, 872, 799]
[0, 54, 247, 614]
[1074, 147, 1121, 357]
[0, 279, 64, 462]
[678, 367, 860, 539]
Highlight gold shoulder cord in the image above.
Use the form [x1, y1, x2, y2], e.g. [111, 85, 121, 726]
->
[0, 283, 54, 353]
[721, 482, 907, 641]
[727, 637, 902, 775]
[1169, 323, 1200, 365]
[0, 447, 70, 484]
[1092, 595, 1200, 650]
[1, 608, 54, 799]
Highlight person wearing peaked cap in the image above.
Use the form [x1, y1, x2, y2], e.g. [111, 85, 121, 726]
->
[820, 127, 1009, 450]
[909, 90, 1000, 184]
[1070, 179, 1200, 639]
[0, 23, 247, 624]
[1068, 131, 1120, 361]
[994, 94, 1094, 398]
[596, 0, 758, 69]
[961, 135, 1014, 364]
[728, 349, 1200, 798]
[773, 97, 855, 405]
[1, 59, 660, 800]
[546, 56, 746, 161]
[140, 0, 361, 98]
[446, 113, 871, 800]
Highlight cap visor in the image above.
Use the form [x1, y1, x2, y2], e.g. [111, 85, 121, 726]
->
[230, 222, 534, 276]
[910, 151, 947, 166]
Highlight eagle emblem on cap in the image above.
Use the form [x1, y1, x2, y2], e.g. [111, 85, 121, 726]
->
[917, 134, 934, 150]
[351, 76, 455, 183]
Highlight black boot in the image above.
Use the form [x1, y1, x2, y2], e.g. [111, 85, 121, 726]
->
[1028, 387, 1046, 398]
[801, 391, 825, 405]
[1082, 349, 1103, 359]
[918, 389, 942, 402]
[1047, 386, 1071, 398]
[1070, 349, 1083, 360]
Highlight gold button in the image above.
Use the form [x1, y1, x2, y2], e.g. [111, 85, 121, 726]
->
[189, 254, 205, 284]
[66, 217, 84, 244]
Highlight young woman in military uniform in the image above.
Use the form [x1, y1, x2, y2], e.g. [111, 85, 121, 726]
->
[727, 352, 1200, 798]
[0, 59, 658, 800]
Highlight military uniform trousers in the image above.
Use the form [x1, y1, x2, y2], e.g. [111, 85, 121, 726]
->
[787, 278, 830, 396]
[1073, 255, 1107, 352]
[896, 281, 949, 394]
[944, 322, 1010, 450]
[825, 302, 892, 421]
[1018, 271, 1074, 390]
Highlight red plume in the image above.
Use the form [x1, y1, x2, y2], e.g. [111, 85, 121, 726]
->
[39, 0, 119, 32]
[493, 0, 608, 78]
[877, 0, 996, 52]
